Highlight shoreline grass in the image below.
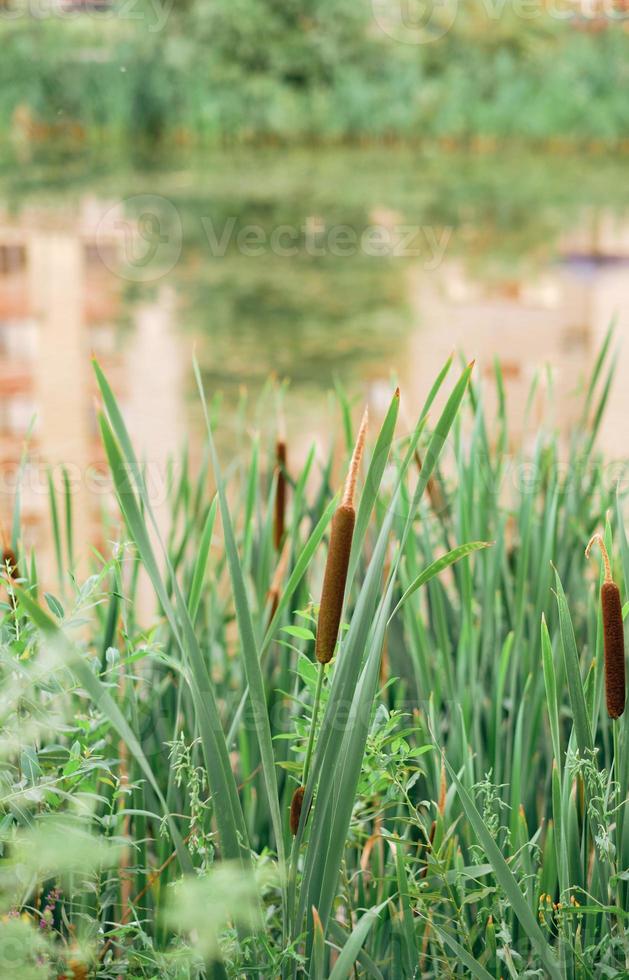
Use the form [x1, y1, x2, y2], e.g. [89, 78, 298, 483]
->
[0, 332, 627, 976]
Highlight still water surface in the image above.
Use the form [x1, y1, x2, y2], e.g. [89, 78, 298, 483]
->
[1, 147, 628, 578]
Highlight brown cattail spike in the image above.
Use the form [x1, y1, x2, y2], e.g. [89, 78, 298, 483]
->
[290, 785, 305, 835]
[274, 438, 287, 551]
[586, 533, 625, 719]
[601, 581, 625, 718]
[315, 409, 367, 665]
[315, 506, 355, 664]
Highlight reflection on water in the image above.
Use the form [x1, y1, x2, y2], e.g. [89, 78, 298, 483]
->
[1, 149, 628, 582]
[0, 199, 186, 581]
[408, 234, 629, 450]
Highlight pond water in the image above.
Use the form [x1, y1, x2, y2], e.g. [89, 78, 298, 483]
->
[1, 146, 629, 578]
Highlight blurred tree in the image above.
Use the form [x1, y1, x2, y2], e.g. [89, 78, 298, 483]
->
[197, 0, 374, 88]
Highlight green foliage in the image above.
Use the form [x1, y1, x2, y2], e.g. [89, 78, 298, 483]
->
[0, 334, 627, 975]
[0, 5, 628, 141]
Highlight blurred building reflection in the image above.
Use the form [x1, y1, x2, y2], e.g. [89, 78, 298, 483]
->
[407, 207, 629, 457]
[1, 198, 628, 586]
[0, 202, 184, 584]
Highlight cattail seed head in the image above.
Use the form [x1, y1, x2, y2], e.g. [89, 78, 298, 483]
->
[315, 408, 367, 665]
[601, 580, 625, 719]
[315, 504, 355, 664]
[274, 439, 287, 551]
[586, 533, 625, 719]
[290, 785, 305, 835]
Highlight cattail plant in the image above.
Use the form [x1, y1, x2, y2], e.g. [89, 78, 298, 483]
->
[315, 408, 368, 665]
[586, 533, 625, 719]
[274, 432, 288, 551]
[294, 407, 368, 832]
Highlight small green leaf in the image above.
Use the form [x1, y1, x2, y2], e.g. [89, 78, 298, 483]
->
[44, 592, 64, 619]
[281, 625, 315, 641]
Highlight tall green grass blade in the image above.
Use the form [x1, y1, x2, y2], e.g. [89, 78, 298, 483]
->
[62, 466, 74, 573]
[193, 358, 287, 896]
[47, 470, 63, 588]
[390, 541, 491, 622]
[188, 496, 217, 621]
[96, 396, 248, 865]
[554, 568, 593, 756]
[304, 582, 394, 937]
[541, 615, 561, 778]
[327, 902, 387, 980]
[347, 387, 400, 589]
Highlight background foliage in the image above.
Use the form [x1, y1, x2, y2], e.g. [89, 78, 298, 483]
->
[1, 1, 629, 142]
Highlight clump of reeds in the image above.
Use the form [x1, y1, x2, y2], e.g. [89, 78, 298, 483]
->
[295, 407, 369, 824]
[289, 785, 305, 836]
[315, 408, 368, 665]
[586, 533, 625, 719]
[274, 432, 288, 551]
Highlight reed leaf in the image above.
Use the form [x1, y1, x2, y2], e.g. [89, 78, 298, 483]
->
[389, 540, 491, 622]
[554, 567, 594, 756]
[327, 901, 388, 980]
[96, 392, 248, 865]
[188, 496, 217, 621]
[193, 357, 287, 892]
